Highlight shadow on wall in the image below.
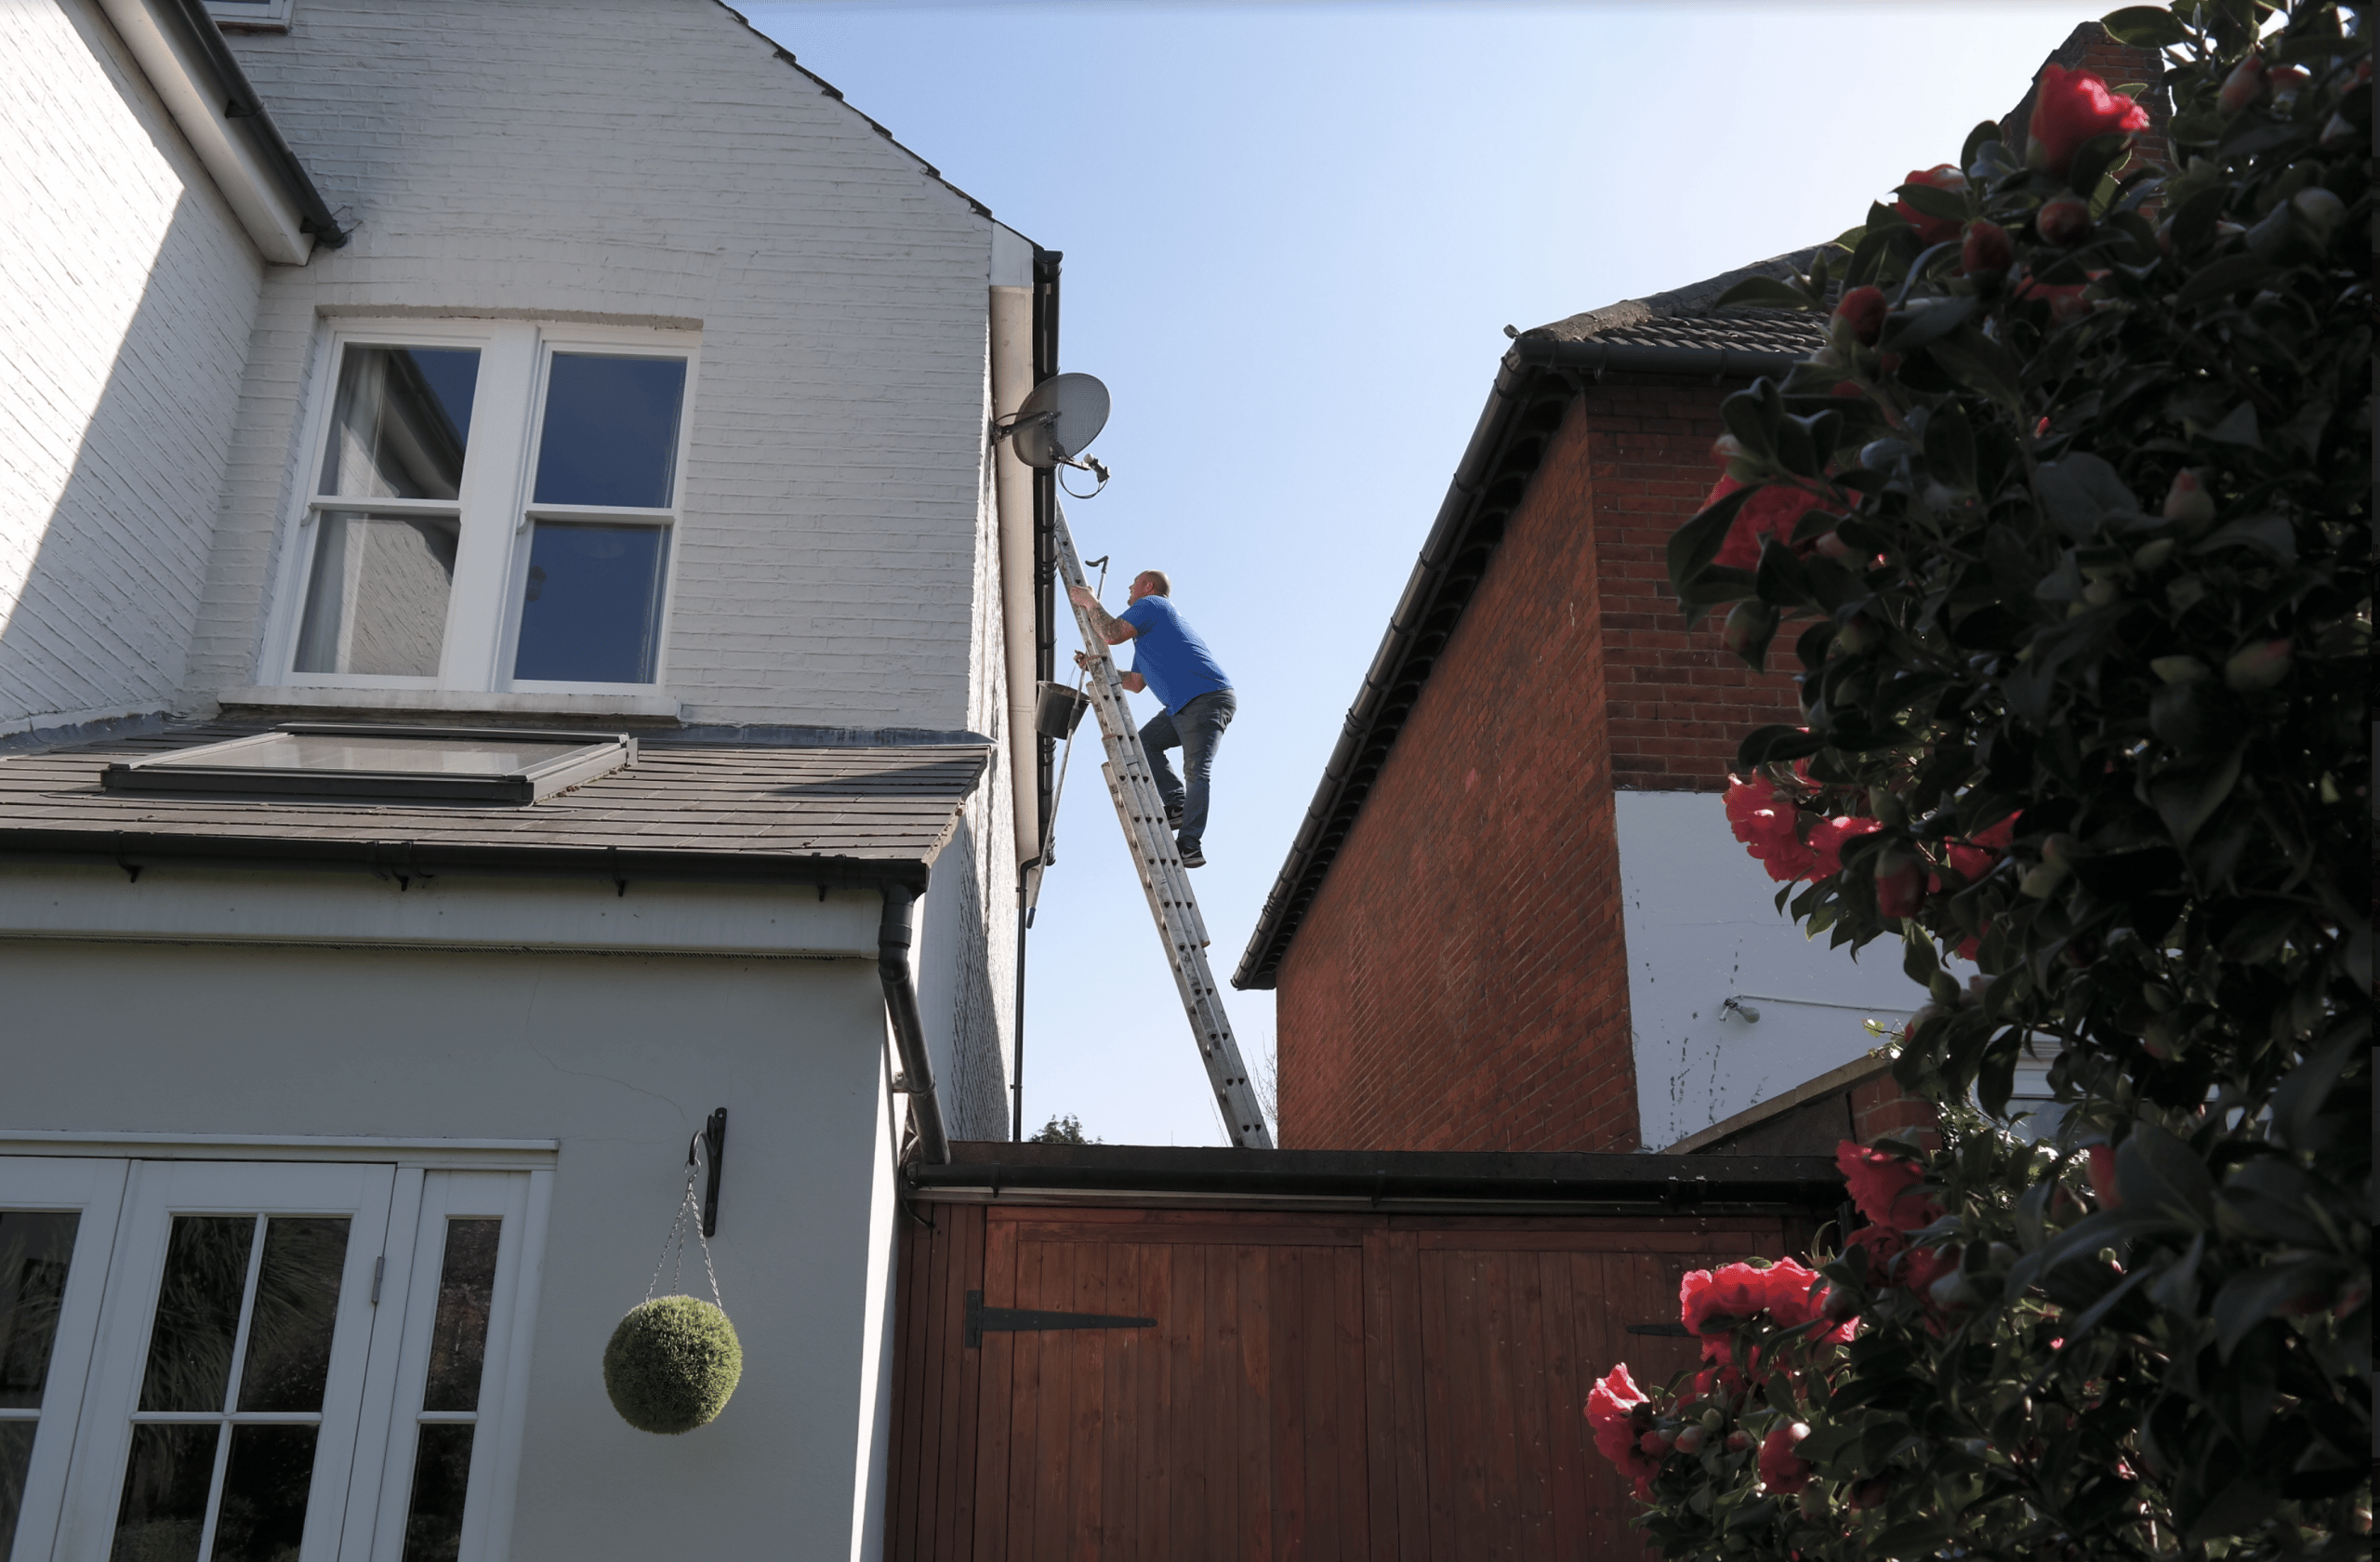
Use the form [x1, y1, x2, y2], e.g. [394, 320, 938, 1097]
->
[1, 173, 262, 740]
[921, 811, 1012, 1139]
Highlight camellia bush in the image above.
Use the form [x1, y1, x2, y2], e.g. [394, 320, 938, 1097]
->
[1593, 2, 2370, 1558]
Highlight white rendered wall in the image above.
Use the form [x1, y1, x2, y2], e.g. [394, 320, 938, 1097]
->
[192, 0, 1008, 736]
[0, 0, 264, 740]
[1615, 789, 1920, 1151]
[0, 933, 903, 1562]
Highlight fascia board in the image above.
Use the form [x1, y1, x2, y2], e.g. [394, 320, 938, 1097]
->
[96, 0, 314, 263]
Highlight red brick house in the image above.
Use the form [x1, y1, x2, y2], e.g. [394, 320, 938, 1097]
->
[1236, 22, 2168, 1158]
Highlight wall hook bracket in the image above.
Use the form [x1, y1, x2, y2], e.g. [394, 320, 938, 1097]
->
[689, 1108, 727, 1238]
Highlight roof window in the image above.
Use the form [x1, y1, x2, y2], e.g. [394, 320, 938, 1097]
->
[102, 725, 636, 803]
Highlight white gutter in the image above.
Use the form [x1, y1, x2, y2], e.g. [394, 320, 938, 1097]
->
[989, 224, 1039, 872]
[95, 0, 319, 262]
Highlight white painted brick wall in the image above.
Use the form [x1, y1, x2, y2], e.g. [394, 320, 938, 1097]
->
[197, 0, 1011, 737]
[0, 0, 263, 738]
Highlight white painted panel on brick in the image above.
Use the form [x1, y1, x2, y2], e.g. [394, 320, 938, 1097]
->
[1615, 788, 1917, 1152]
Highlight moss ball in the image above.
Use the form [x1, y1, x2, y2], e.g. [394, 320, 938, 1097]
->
[603, 1295, 743, 1434]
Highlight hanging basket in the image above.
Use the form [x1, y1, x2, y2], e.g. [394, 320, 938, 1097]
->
[607, 1133, 742, 1435]
[604, 1295, 742, 1435]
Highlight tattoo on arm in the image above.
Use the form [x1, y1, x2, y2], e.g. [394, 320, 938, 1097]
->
[1083, 601, 1136, 645]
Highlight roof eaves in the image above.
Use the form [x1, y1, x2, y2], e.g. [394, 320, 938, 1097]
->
[715, 2, 1004, 223]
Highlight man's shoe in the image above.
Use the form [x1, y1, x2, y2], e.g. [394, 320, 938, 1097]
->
[1178, 842, 1206, 867]
[1166, 809, 1183, 830]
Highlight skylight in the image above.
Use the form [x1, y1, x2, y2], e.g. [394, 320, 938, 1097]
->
[102, 724, 636, 803]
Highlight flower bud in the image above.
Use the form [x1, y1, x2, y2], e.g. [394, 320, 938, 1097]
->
[2223, 639, 2292, 691]
[2268, 63, 2309, 106]
[2131, 537, 2175, 571]
[1639, 1430, 1671, 1456]
[2217, 52, 2266, 115]
[1673, 1425, 1706, 1454]
[1724, 602, 1781, 664]
[1928, 1267, 1979, 1311]
[1814, 529, 1858, 563]
[1960, 218, 2013, 279]
[1700, 1408, 1726, 1434]
[1836, 614, 1879, 655]
[1832, 285, 1888, 349]
[2036, 194, 2091, 247]
[2149, 655, 2207, 684]
[1726, 1430, 1751, 1451]
[1847, 1476, 1894, 1511]
[1797, 1487, 1830, 1517]
[2161, 468, 2216, 527]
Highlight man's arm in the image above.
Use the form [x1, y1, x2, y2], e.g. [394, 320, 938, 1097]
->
[1070, 648, 1145, 694]
[1066, 584, 1139, 645]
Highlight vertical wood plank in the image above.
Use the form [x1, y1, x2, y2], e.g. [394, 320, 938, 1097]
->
[1359, 1228, 1402, 1562]
[948, 1204, 987, 1561]
[972, 1212, 1020, 1562]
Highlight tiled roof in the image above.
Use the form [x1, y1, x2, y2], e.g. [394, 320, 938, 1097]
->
[1519, 247, 1830, 359]
[0, 725, 988, 885]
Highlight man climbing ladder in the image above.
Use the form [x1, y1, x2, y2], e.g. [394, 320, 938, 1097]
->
[1068, 570, 1236, 868]
[1054, 507, 1272, 1149]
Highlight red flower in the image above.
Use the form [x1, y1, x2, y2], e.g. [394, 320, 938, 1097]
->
[1586, 1364, 1662, 1499]
[1726, 776, 1818, 884]
[1894, 165, 1968, 245]
[2087, 1144, 2122, 1209]
[1833, 284, 1888, 347]
[1943, 812, 2017, 881]
[1960, 219, 2013, 278]
[2028, 64, 2149, 179]
[2036, 193, 2092, 248]
[1679, 1259, 1852, 1366]
[1807, 815, 1881, 880]
[1837, 1143, 1942, 1234]
[1704, 474, 1826, 571]
[1759, 1423, 1815, 1493]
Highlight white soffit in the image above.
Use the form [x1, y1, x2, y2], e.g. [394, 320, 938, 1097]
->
[95, 0, 313, 263]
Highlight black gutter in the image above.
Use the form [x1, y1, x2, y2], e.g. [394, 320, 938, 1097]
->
[879, 886, 950, 1166]
[156, 0, 348, 247]
[1013, 245, 1062, 1143]
[1230, 336, 1805, 991]
[909, 1141, 1842, 1211]
[0, 830, 939, 893]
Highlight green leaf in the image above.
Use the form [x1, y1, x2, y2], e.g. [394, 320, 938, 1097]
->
[1879, 297, 1977, 355]
[1959, 119, 2006, 169]
[2191, 514, 2295, 563]
[2115, 1123, 2216, 1225]
[1892, 180, 1970, 222]
[2174, 251, 2276, 307]
[1712, 275, 1817, 311]
[2147, 747, 2242, 847]
[1923, 402, 1977, 492]
[2201, 401, 2262, 448]
[2100, 5, 2192, 45]
[2033, 454, 2141, 539]
[2064, 130, 2136, 196]
[1926, 332, 2026, 411]
[1666, 483, 1755, 600]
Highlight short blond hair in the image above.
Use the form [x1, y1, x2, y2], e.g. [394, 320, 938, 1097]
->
[1137, 570, 1172, 597]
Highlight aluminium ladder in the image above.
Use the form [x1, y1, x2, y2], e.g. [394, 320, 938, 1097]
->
[1053, 505, 1274, 1150]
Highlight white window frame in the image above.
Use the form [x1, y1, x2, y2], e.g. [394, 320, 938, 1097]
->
[262, 320, 699, 699]
[204, 0, 295, 33]
[0, 1148, 550, 1562]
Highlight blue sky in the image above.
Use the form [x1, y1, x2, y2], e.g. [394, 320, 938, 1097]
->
[740, 0, 2114, 1146]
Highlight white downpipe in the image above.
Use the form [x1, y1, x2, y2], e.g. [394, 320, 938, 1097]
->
[989, 285, 1039, 872]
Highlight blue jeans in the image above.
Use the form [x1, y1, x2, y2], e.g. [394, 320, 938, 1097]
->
[1140, 690, 1236, 850]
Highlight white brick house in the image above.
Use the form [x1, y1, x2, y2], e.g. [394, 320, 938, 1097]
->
[0, 1, 1057, 1555]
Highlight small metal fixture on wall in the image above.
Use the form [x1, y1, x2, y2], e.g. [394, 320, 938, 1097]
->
[694, 1108, 726, 1238]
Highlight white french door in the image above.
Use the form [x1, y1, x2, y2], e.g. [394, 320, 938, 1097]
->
[0, 1158, 538, 1562]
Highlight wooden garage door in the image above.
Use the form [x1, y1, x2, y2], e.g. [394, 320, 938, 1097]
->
[888, 1206, 1799, 1561]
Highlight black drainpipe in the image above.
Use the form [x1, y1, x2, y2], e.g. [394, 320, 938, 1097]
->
[878, 884, 949, 1165]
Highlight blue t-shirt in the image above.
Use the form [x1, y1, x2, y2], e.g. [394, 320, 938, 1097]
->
[1118, 594, 1232, 714]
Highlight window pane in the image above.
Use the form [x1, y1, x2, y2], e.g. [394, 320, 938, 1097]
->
[293, 512, 458, 678]
[531, 353, 685, 509]
[398, 1423, 472, 1562]
[0, 1211, 78, 1409]
[510, 523, 667, 684]
[421, 1221, 500, 1413]
[111, 1423, 218, 1562]
[139, 1217, 256, 1414]
[209, 1425, 317, 1562]
[318, 347, 478, 501]
[0, 1420, 34, 1557]
[235, 1219, 350, 1414]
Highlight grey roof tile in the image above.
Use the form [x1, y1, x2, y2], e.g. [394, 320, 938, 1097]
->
[1521, 246, 1831, 358]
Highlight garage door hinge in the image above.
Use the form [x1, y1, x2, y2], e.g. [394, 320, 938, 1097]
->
[965, 1290, 1156, 1348]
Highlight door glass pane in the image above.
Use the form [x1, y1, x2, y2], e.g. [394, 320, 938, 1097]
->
[531, 353, 685, 509]
[397, 1424, 472, 1562]
[210, 1425, 317, 1562]
[510, 523, 667, 684]
[421, 1221, 499, 1413]
[236, 1220, 350, 1414]
[111, 1423, 218, 1562]
[0, 1211, 78, 1409]
[138, 1218, 255, 1414]
[293, 512, 459, 678]
[0, 1421, 34, 1558]
[318, 347, 479, 500]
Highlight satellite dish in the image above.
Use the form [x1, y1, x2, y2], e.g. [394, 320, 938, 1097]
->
[1006, 373, 1110, 469]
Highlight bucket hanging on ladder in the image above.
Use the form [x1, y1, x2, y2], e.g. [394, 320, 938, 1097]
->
[604, 1131, 743, 1434]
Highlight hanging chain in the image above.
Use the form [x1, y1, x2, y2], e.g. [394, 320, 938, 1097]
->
[644, 1136, 724, 1310]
